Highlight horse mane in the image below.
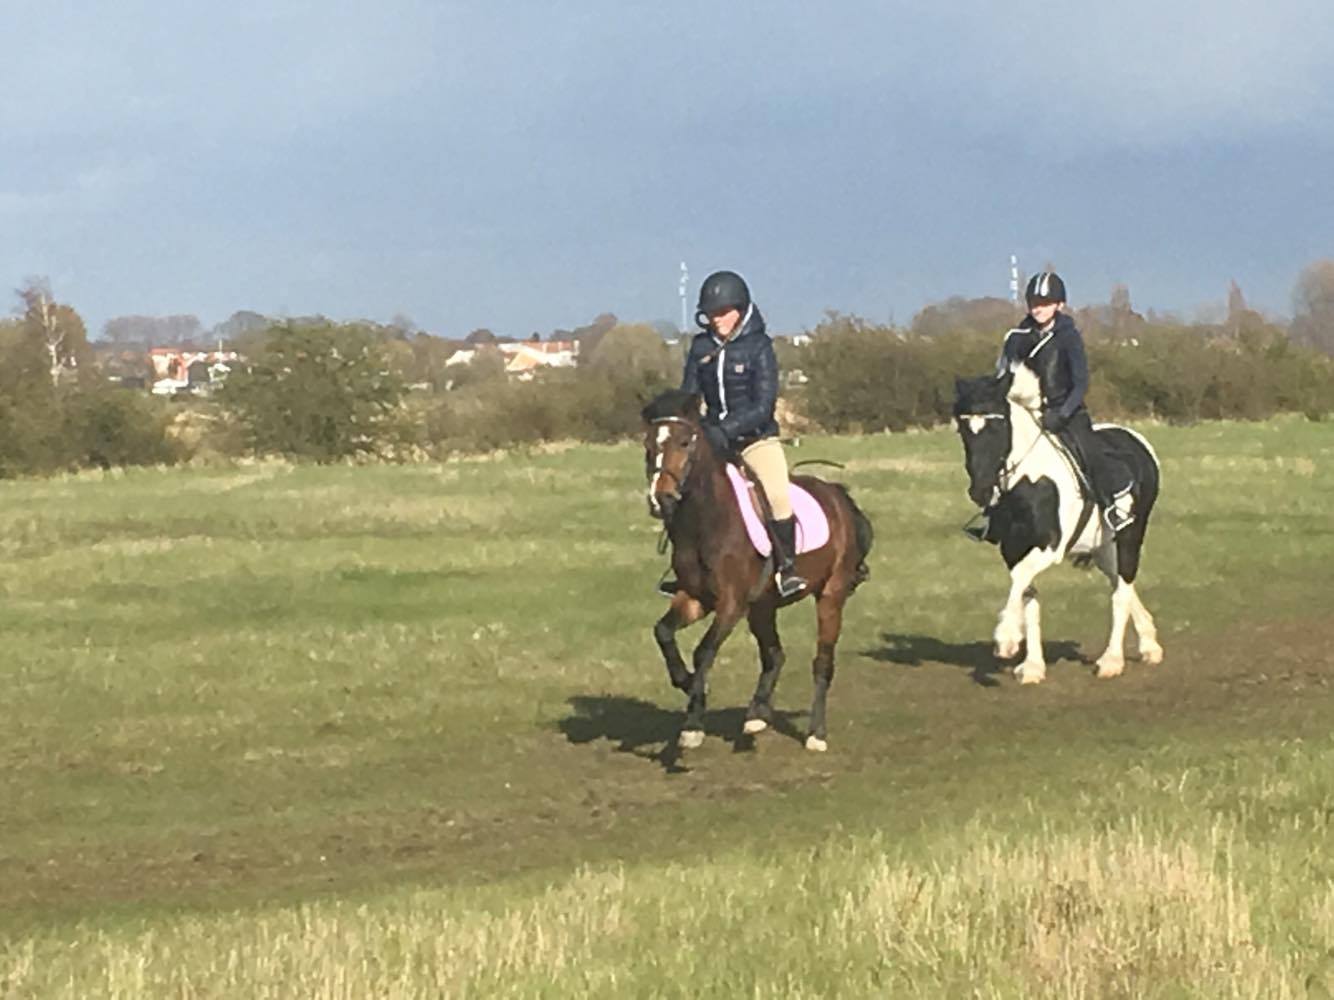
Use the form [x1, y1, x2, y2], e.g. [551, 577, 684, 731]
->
[953, 372, 1011, 417]
[642, 389, 702, 423]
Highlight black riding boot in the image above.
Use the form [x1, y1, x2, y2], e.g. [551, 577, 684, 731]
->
[770, 517, 807, 597]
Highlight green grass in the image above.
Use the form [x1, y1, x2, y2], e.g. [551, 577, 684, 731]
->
[1, 420, 1332, 996]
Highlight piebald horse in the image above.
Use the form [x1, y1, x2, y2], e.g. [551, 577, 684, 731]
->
[953, 365, 1164, 682]
[642, 390, 873, 751]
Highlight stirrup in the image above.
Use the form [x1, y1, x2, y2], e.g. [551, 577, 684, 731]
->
[776, 571, 806, 598]
[1102, 507, 1135, 534]
[962, 515, 991, 543]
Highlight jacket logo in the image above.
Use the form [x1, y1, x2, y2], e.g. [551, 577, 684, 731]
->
[734, 363, 746, 373]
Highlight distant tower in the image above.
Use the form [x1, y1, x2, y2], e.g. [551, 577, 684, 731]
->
[679, 261, 689, 333]
[1009, 255, 1020, 305]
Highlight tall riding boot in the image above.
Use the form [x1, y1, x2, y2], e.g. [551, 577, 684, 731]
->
[769, 517, 807, 597]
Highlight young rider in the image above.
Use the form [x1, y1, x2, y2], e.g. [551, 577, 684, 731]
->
[661, 269, 806, 598]
[978, 270, 1134, 537]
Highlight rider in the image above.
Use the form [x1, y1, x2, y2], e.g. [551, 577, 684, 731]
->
[659, 269, 807, 598]
[971, 270, 1134, 539]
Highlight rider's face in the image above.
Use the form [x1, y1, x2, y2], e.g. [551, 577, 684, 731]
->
[709, 307, 743, 339]
[1027, 301, 1062, 326]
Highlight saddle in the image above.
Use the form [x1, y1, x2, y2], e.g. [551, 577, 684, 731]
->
[724, 463, 830, 557]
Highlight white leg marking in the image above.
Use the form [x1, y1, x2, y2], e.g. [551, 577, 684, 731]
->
[742, 718, 768, 735]
[805, 735, 828, 752]
[678, 729, 704, 749]
[1096, 579, 1133, 678]
[1015, 588, 1046, 684]
[1129, 587, 1163, 664]
[995, 548, 1056, 661]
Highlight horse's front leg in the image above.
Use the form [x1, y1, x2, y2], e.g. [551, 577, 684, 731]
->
[743, 596, 784, 735]
[653, 593, 706, 693]
[679, 597, 744, 749]
[996, 548, 1057, 684]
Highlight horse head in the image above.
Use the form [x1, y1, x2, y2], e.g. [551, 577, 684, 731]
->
[953, 373, 1014, 508]
[641, 389, 708, 522]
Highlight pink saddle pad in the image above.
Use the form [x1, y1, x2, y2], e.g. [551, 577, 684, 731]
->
[724, 464, 831, 557]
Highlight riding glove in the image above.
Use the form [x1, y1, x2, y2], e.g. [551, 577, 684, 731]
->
[702, 422, 731, 455]
[1041, 409, 1067, 432]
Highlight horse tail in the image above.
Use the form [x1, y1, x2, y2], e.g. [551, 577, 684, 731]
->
[830, 482, 874, 590]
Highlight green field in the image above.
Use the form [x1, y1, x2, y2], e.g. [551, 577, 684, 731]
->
[2, 419, 1332, 997]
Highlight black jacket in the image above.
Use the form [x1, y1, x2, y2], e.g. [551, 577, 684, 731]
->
[996, 312, 1089, 422]
[680, 305, 781, 448]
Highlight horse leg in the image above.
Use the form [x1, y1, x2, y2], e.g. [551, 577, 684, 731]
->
[1129, 589, 1163, 665]
[653, 593, 705, 694]
[1096, 530, 1162, 676]
[679, 599, 744, 749]
[1018, 585, 1046, 680]
[1095, 579, 1134, 678]
[996, 548, 1056, 683]
[743, 597, 785, 735]
[806, 588, 847, 751]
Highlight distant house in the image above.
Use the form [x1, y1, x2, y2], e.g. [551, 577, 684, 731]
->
[149, 347, 240, 395]
[498, 340, 578, 380]
[443, 348, 480, 368]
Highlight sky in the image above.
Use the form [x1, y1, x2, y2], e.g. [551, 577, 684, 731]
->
[4, 0, 1334, 338]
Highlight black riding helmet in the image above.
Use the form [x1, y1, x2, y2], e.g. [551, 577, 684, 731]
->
[695, 270, 751, 328]
[1025, 271, 1067, 306]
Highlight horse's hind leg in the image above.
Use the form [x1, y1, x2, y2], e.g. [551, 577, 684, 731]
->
[1129, 590, 1163, 665]
[743, 597, 785, 735]
[807, 589, 846, 752]
[1096, 532, 1161, 677]
[653, 594, 705, 694]
[679, 599, 744, 749]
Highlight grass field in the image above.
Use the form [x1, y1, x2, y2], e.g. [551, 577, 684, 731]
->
[1, 418, 1332, 997]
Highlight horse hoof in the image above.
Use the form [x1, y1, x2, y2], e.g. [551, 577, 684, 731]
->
[1139, 644, 1164, 666]
[742, 718, 768, 735]
[805, 735, 828, 752]
[1014, 663, 1046, 685]
[678, 729, 704, 749]
[1095, 657, 1124, 679]
[994, 639, 1021, 660]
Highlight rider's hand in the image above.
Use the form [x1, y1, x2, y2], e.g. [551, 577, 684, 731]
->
[1041, 408, 1066, 432]
[702, 422, 730, 454]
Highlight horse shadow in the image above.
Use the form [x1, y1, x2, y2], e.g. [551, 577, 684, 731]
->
[557, 694, 808, 773]
[861, 632, 1086, 687]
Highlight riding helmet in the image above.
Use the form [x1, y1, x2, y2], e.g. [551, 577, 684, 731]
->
[1025, 271, 1067, 306]
[696, 270, 751, 327]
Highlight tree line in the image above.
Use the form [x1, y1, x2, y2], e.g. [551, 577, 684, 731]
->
[1, 264, 1333, 476]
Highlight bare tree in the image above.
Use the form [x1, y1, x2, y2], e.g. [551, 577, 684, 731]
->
[17, 277, 79, 386]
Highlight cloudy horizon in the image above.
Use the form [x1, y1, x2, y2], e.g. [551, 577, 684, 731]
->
[4, 0, 1332, 337]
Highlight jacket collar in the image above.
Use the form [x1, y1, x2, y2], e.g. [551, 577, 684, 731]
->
[711, 304, 765, 347]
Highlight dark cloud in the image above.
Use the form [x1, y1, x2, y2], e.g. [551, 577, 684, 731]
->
[3, 0, 1332, 333]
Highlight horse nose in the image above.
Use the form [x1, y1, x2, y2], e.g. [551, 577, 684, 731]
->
[657, 494, 679, 522]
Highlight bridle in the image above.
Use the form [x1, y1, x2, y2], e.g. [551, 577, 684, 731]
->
[961, 404, 1045, 505]
[646, 415, 699, 514]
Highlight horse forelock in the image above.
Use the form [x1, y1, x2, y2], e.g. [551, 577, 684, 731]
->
[953, 374, 1009, 418]
[642, 389, 700, 424]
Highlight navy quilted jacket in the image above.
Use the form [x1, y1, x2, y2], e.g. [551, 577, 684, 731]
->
[680, 305, 781, 448]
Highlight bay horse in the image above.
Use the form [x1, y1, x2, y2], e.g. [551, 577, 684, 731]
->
[953, 365, 1164, 683]
[642, 390, 873, 751]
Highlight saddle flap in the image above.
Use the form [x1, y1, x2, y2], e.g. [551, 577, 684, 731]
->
[723, 464, 831, 556]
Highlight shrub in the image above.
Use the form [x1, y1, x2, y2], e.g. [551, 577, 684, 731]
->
[220, 322, 406, 461]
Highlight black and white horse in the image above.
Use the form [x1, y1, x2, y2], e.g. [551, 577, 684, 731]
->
[953, 365, 1164, 682]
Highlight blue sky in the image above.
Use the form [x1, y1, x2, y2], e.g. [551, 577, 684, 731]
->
[4, 1, 1333, 337]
